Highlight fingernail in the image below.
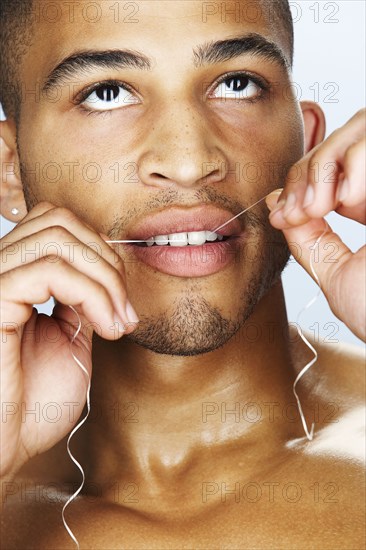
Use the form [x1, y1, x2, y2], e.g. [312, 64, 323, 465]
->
[126, 300, 139, 323]
[303, 185, 315, 208]
[337, 179, 349, 202]
[265, 189, 283, 212]
[283, 192, 297, 215]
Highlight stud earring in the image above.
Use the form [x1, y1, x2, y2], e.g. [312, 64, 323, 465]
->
[11, 207, 19, 216]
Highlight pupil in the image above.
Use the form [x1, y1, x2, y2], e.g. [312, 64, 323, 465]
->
[97, 86, 119, 102]
[228, 76, 249, 92]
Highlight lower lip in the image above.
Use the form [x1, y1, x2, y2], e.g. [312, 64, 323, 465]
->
[127, 237, 243, 277]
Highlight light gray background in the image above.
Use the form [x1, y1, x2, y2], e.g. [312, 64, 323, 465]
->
[1, 0, 365, 347]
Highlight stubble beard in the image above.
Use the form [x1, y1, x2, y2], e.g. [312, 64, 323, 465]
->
[125, 222, 290, 356]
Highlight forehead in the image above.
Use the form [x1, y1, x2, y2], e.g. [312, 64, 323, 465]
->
[25, 0, 289, 79]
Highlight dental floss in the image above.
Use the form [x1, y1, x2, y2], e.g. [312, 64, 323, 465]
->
[292, 221, 328, 441]
[208, 194, 269, 236]
[62, 195, 327, 547]
[61, 305, 91, 550]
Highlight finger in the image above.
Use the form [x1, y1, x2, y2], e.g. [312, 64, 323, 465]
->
[14, 201, 58, 226]
[1, 204, 122, 273]
[338, 137, 366, 208]
[306, 109, 366, 213]
[280, 215, 366, 341]
[1, 257, 129, 340]
[272, 109, 366, 225]
[270, 213, 352, 298]
[15, 201, 97, 233]
[0, 227, 135, 326]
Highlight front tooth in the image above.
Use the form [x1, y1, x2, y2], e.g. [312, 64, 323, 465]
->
[146, 237, 154, 246]
[217, 234, 223, 241]
[169, 232, 188, 246]
[188, 231, 207, 245]
[205, 231, 218, 242]
[155, 235, 169, 245]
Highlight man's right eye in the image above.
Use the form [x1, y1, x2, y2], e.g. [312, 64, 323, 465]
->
[79, 83, 139, 112]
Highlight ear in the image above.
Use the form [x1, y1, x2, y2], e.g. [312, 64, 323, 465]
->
[299, 101, 326, 154]
[0, 118, 27, 222]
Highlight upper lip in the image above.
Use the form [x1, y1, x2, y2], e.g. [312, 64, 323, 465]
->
[126, 205, 244, 241]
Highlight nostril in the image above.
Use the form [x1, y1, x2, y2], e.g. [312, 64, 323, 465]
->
[151, 173, 168, 179]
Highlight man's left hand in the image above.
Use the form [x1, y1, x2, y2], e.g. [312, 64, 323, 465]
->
[266, 109, 365, 342]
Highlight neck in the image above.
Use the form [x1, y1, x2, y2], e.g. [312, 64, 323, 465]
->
[83, 282, 304, 511]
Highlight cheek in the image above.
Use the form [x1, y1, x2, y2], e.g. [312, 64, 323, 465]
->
[209, 104, 304, 189]
[18, 120, 138, 219]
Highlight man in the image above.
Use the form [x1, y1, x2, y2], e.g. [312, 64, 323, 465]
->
[0, 0, 365, 548]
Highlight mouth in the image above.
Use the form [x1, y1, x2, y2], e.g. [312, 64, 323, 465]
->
[121, 205, 245, 277]
[126, 205, 243, 242]
[133, 230, 232, 247]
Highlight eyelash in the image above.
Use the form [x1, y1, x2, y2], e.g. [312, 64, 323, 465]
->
[210, 70, 269, 99]
[75, 71, 270, 117]
[75, 79, 134, 117]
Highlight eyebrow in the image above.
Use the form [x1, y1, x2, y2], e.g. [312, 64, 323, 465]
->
[193, 33, 290, 70]
[42, 33, 289, 94]
[42, 49, 151, 93]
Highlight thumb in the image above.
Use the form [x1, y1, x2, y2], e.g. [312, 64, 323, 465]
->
[266, 189, 352, 289]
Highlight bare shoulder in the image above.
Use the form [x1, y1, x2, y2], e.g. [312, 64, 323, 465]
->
[288, 331, 365, 470]
[277, 331, 365, 550]
[317, 337, 365, 388]
[1, 484, 71, 549]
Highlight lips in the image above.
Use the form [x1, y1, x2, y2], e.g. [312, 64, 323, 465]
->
[118, 205, 246, 277]
[126, 205, 243, 241]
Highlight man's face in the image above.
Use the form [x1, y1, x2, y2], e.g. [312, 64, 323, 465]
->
[16, 0, 304, 355]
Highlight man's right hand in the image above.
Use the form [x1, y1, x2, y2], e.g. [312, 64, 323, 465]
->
[0, 202, 138, 479]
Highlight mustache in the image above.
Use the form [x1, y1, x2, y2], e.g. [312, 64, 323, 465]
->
[107, 186, 267, 240]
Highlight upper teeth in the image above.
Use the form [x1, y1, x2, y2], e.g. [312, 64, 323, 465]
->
[145, 230, 224, 246]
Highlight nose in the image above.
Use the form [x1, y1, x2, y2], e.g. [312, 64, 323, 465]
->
[137, 103, 229, 189]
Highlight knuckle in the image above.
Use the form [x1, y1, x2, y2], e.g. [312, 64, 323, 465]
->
[45, 225, 71, 241]
[48, 206, 78, 226]
[39, 255, 64, 268]
[41, 253, 61, 264]
[329, 127, 342, 141]
[343, 142, 362, 170]
[345, 140, 361, 157]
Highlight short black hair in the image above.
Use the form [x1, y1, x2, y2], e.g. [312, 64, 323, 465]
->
[0, 0, 294, 125]
[268, 0, 294, 65]
[0, 0, 35, 125]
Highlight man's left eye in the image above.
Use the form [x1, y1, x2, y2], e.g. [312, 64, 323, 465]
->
[211, 75, 262, 100]
[81, 84, 139, 111]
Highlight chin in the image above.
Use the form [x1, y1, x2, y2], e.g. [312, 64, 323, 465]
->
[124, 286, 259, 357]
[125, 326, 237, 356]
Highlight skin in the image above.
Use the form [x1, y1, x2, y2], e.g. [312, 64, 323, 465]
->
[0, 1, 365, 548]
